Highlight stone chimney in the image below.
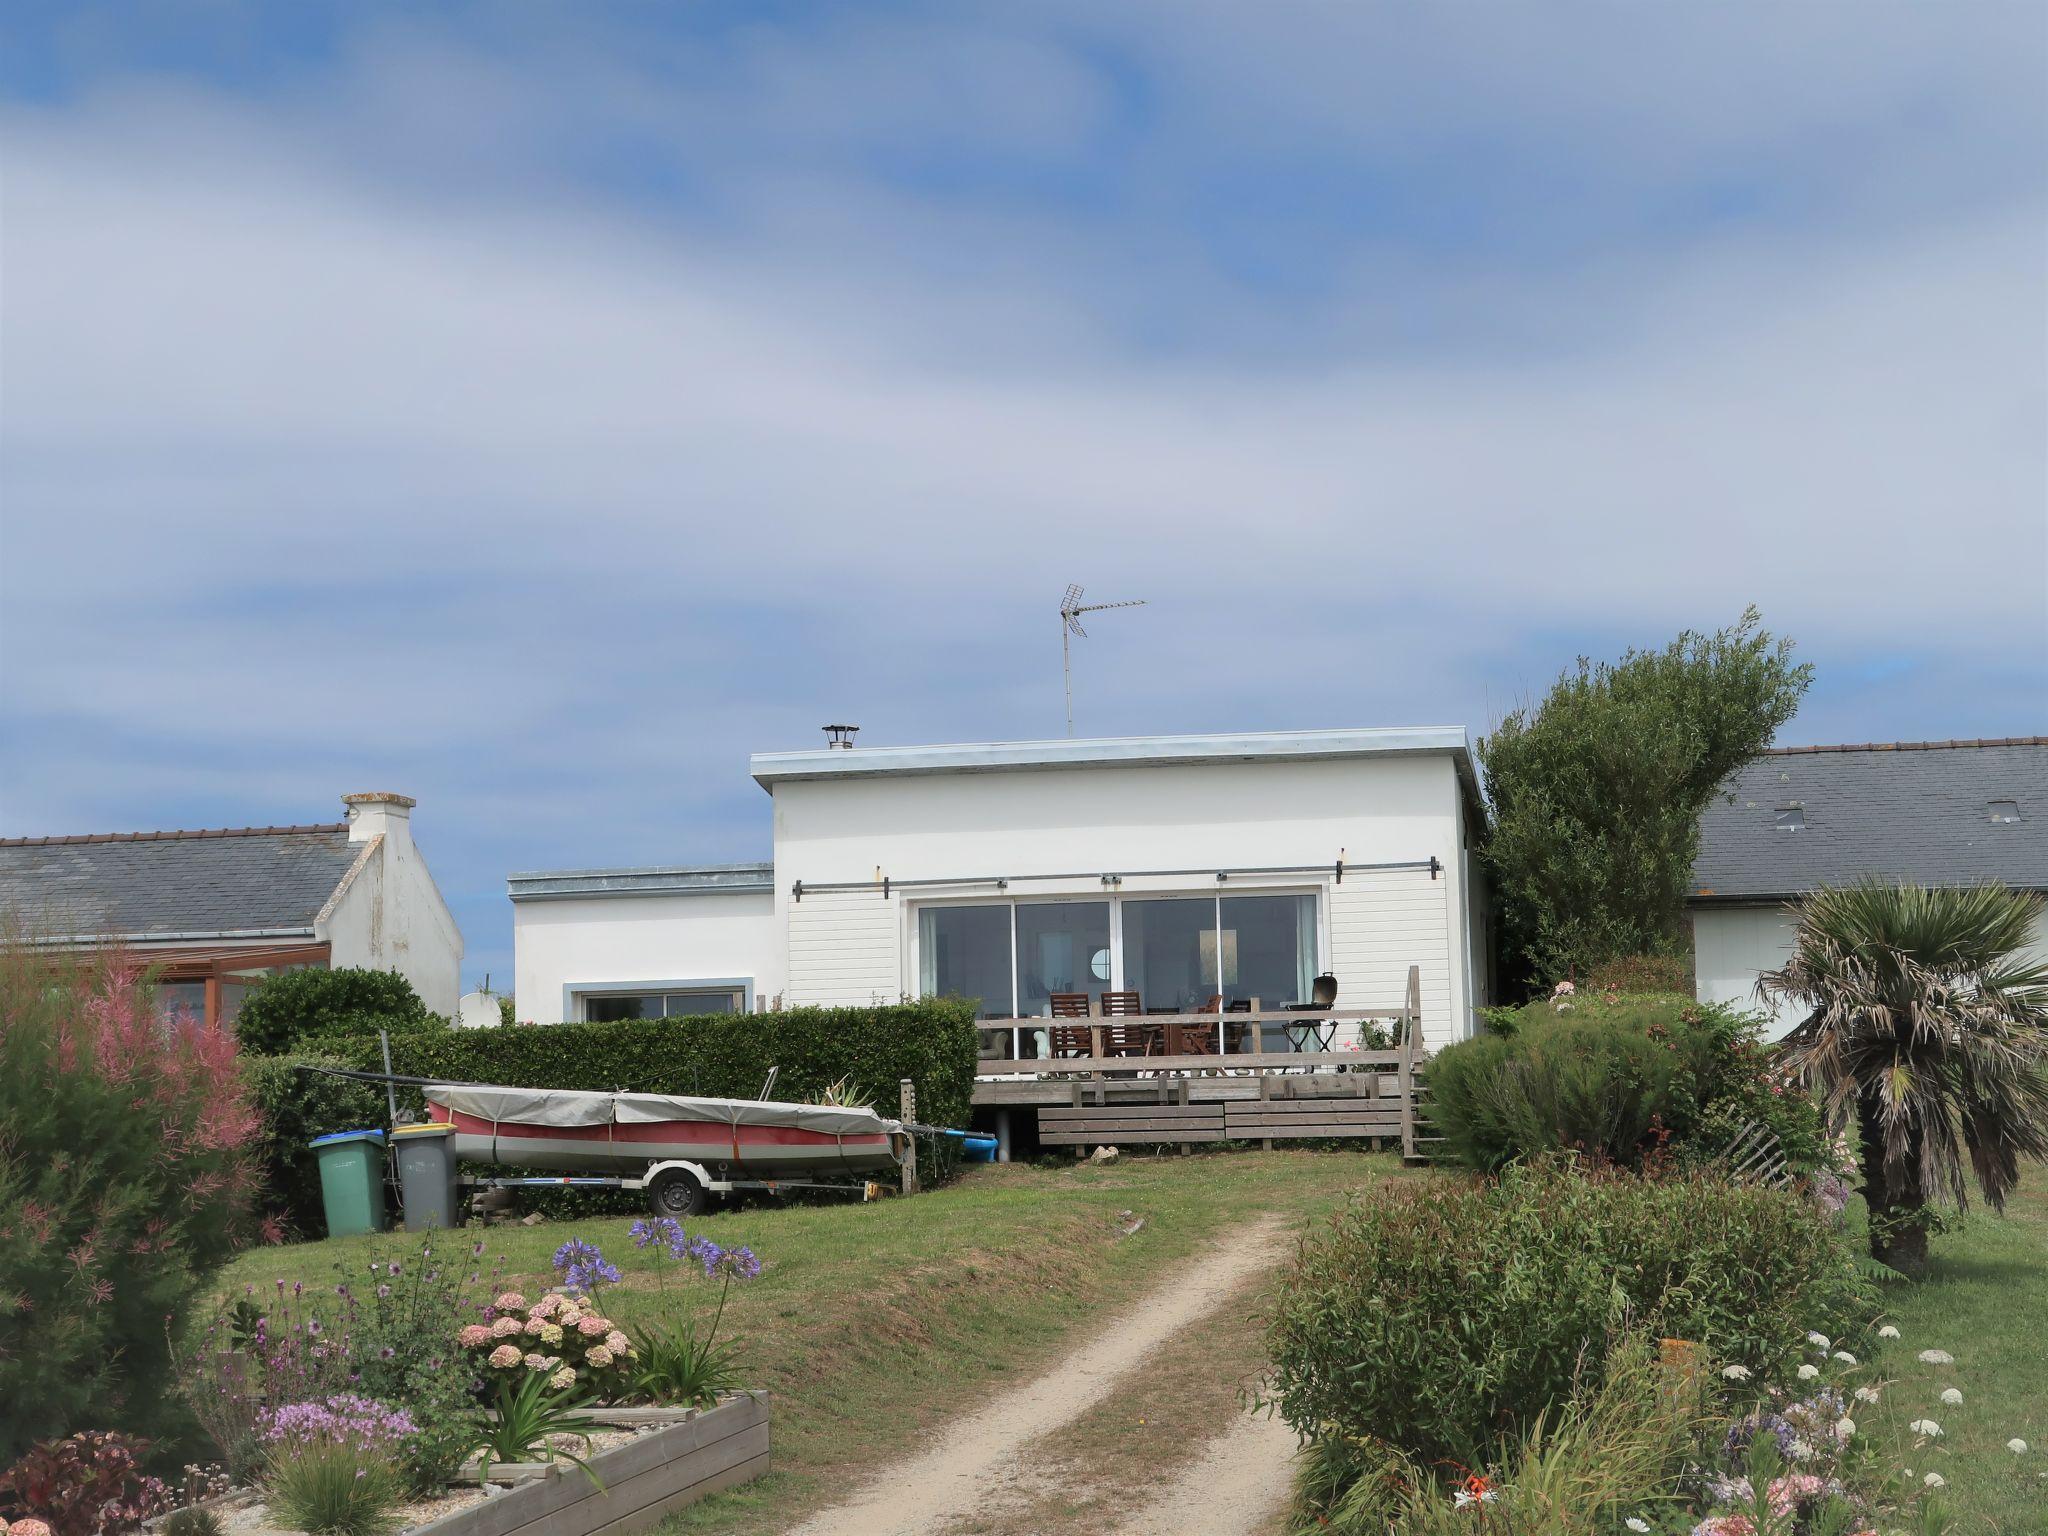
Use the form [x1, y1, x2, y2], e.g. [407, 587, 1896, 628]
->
[343, 791, 417, 851]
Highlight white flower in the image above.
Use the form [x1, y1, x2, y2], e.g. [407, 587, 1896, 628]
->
[1721, 1364, 1753, 1381]
[1786, 1437, 1815, 1463]
[1939, 1387, 1963, 1405]
[1854, 1385, 1882, 1404]
[1451, 1489, 1498, 1508]
[1878, 1325, 1901, 1339]
[1923, 1472, 1946, 1489]
[1807, 1331, 1832, 1349]
[1918, 1349, 1955, 1365]
[1835, 1417, 1857, 1439]
[1909, 1419, 1944, 1437]
[1625, 1521, 1651, 1534]
[2009, 1438, 2030, 1454]
[1798, 1364, 1821, 1380]
[1833, 1350, 1857, 1365]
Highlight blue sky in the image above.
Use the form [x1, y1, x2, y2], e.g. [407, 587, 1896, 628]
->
[3, 2, 2043, 991]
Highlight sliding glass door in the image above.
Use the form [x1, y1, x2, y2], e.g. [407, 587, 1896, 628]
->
[919, 891, 1320, 1045]
[1016, 902, 1111, 1018]
[917, 904, 1013, 1019]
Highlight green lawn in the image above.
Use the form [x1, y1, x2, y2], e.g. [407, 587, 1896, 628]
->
[216, 1150, 1396, 1534]
[1851, 1179, 2048, 1535]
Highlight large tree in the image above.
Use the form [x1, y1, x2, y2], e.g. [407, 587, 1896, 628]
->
[1478, 607, 1810, 988]
[1761, 881, 2048, 1275]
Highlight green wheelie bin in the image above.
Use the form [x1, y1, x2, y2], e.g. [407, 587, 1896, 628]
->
[311, 1129, 389, 1238]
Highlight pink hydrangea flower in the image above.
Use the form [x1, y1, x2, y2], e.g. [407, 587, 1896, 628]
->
[459, 1324, 492, 1348]
[549, 1366, 577, 1390]
[605, 1330, 630, 1353]
[1765, 1475, 1827, 1517]
[494, 1292, 527, 1311]
[491, 1315, 522, 1338]
[529, 1294, 561, 1318]
[587, 1344, 614, 1367]
[524, 1351, 547, 1370]
[488, 1343, 521, 1368]
[11, 1520, 55, 1536]
[577, 1315, 608, 1336]
[524, 1315, 547, 1336]
[1691, 1518, 1757, 1536]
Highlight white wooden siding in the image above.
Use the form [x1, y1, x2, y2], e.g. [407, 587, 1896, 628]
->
[784, 889, 901, 1007]
[1327, 869, 1455, 1048]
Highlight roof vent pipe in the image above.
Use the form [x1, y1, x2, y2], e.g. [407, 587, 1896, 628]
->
[822, 724, 860, 750]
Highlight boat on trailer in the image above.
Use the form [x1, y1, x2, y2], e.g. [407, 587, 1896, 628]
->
[423, 1083, 906, 1216]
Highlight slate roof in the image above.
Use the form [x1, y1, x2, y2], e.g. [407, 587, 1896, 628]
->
[1693, 738, 2048, 899]
[0, 824, 362, 938]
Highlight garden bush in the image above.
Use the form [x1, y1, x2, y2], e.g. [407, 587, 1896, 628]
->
[330, 997, 982, 1179]
[1266, 1163, 1870, 1477]
[232, 968, 443, 1057]
[0, 951, 261, 1460]
[1429, 992, 1827, 1174]
[241, 1053, 388, 1237]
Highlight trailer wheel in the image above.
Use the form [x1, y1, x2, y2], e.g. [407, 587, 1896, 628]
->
[648, 1167, 706, 1219]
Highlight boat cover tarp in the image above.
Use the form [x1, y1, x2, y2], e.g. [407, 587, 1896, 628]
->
[425, 1083, 900, 1139]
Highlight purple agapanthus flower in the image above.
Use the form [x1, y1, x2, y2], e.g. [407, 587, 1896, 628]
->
[552, 1237, 622, 1293]
[1724, 1410, 1799, 1461]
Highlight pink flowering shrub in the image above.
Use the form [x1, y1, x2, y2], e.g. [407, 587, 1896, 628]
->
[0, 948, 260, 1457]
[463, 1289, 636, 1400]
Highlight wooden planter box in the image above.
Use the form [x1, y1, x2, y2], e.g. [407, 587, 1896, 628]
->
[408, 1393, 770, 1536]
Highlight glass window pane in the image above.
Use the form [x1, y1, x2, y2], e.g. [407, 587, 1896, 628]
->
[586, 993, 660, 1022]
[1121, 898, 1218, 1013]
[154, 980, 207, 1023]
[918, 905, 1014, 1019]
[1220, 894, 1317, 1006]
[1016, 901, 1110, 1017]
[664, 991, 740, 1017]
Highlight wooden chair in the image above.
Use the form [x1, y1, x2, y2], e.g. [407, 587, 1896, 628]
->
[1101, 1024, 1151, 1057]
[1099, 990, 1143, 1016]
[1178, 1021, 1218, 1055]
[1049, 1024, 1095, 1058]
[1049, 992, 1091, 1018]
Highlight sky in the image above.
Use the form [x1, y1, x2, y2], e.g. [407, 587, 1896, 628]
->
[2, 1, 2044, 992]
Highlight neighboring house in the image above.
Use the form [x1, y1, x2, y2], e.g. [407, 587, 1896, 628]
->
[1691, 737, 2048, 1034]
[513, 727, 1493, 1051]
[0, 791, 465, 1023]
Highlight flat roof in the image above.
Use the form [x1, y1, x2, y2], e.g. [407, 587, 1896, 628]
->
[750, 726, 1474, 790]
[508, 862, 774, 902]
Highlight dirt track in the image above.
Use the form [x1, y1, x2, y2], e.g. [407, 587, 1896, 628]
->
[781, 1213, 1299, 1536]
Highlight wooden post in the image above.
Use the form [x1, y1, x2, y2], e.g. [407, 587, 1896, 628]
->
[899, 1079, 919, 1196]
[1258, 1072, 1273, 1152]
[1088, 992, 1104, 1068]
[1398, 965, 1421, 1161]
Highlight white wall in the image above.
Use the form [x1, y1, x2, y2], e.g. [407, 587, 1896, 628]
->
[1693, 904, 1802, 1035]
[513, 891, 779, 1024]
[1694, 901, 2048, 1039]
[771, 753, 1482, 1046]
[321, 801, 464, 1016]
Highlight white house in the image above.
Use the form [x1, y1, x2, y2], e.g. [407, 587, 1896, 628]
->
[512, 727, 1492, 1050]
[0, 791, 466, 1022]
[1691, 737, 2048, 1034]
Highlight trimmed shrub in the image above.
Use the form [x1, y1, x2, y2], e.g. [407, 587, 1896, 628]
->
[332, 998, 982, 1180]
[241, 1054, 388, 1238]
[0, 953, 260, 1459]
[233, 968, 442, 1057]
[1429, 992, 1826, 1173]
[1266, 1163, 1870, 1475]
[1584, 951, 1693, 994]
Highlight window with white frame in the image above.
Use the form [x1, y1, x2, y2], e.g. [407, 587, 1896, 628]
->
[916, 892, 1318, 1019]
[582, 987, 745, 1022]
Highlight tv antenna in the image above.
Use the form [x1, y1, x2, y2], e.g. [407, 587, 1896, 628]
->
[1060, 583, 1146, 736]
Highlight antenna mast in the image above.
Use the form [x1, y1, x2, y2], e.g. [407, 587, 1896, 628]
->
[1060, 583, 1147, 736]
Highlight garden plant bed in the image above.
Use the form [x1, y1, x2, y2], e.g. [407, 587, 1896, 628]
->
[422, 1393, 768, 1536]
[195, 1398, 770, 1536]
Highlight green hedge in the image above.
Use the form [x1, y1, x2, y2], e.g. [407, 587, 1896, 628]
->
[1267, 1163, 1872, 1482]
[1428, 992, 1827, 1174]
[325, 997, 983, 1182]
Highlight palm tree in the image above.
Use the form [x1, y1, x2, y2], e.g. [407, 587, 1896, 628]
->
[1759, 881, 2048, 1275]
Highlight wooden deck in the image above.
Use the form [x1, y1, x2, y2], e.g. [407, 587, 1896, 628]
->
[970, 967, 1430, 1157]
